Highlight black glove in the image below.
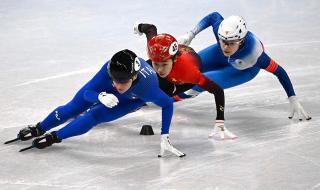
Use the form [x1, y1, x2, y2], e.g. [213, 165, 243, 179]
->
[32, 131, 61, 149]
[18, 123, 45, 141]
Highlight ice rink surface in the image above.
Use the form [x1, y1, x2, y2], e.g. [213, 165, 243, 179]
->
[1, 0, 320, 189]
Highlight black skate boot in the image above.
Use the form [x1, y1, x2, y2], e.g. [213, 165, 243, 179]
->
[4, 122, 46, 144]
[19, 131, 62, 152]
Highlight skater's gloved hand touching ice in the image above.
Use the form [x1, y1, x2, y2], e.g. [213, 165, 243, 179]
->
[288, 96, 311, 121]
[208, 120, 237, 140]
[158, 134, 186, 158]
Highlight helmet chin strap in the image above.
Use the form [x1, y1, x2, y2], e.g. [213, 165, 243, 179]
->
[171, 51, 179, 63]
[132, 75, 138, 81]
[131, 75, 139, 86]
[238, 38, 245, 49]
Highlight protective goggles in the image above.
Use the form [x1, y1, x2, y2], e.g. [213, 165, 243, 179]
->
[219, 39, 243, 46]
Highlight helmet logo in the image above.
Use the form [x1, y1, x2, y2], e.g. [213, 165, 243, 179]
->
[169, 41, 178, 56]
[134, 57, 141, 71]
[225, 31, 230, 35]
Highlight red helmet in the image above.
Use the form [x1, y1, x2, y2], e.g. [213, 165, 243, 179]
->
[147, 33, 179, 62]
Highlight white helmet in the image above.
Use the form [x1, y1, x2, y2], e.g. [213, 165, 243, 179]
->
[218, 15, 248, 41]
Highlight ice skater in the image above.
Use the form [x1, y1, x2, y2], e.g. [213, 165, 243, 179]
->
[6, 49, 185, 157]
[177, 11, 311, 121]
[134, 23, 237, 140]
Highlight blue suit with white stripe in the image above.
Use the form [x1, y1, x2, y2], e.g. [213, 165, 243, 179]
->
[39, 58, 173, 140]
[190, 12, 295, 97]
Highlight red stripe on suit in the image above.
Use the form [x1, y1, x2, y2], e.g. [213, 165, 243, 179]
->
[265, 59, 279, 73]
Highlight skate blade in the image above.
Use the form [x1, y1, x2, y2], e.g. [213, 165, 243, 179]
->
[4, 137, 20, 144]
[19, 145, 35, 152]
